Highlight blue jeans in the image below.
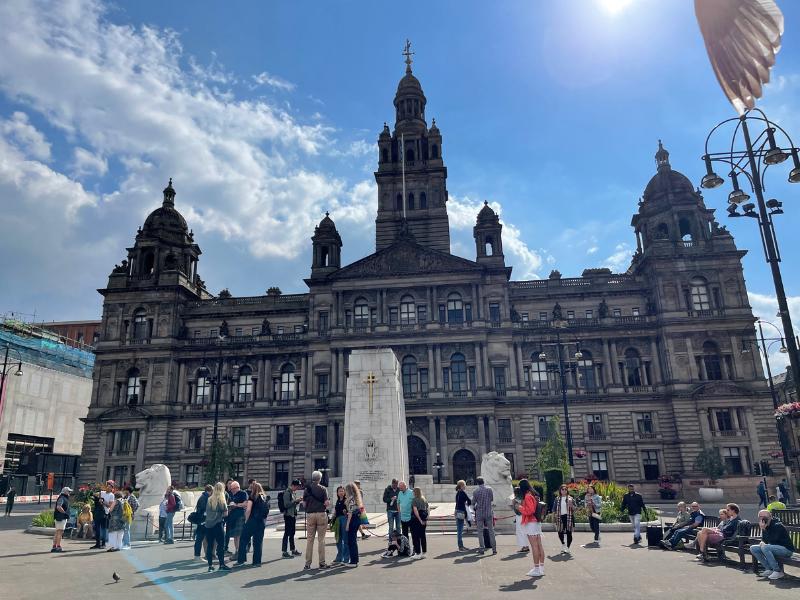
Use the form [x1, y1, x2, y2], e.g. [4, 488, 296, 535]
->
[164, 512, 175, 542]
[335, 515, 350, 563]
[632, 514, 642, 540]
[668, 526, 694, 547]
[387, 510, 401, 536]
[347, 512, 360, 564]
[751, 544, 794, 572]
[122, 522, 131, 547]
[456, 517, 466, 548]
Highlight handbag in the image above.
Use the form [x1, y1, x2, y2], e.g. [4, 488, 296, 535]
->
[591, 512, 601, 520]
[454, 510, 466, 520]
[466, 505, 475, 523]
[187, 511, 201, 525]
[358, 506, 369, 525]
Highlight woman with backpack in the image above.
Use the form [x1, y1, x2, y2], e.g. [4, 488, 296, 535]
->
[517, 479, 545, 577]
[203, 482, 231, 572]
[106, 491, 125, 552]
[235, 482, 268, 567]
[410, 487, 429, 558]
[553, 484, 576, 555]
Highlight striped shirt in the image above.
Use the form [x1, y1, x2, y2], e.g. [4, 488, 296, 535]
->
[472, 484, 494, 519]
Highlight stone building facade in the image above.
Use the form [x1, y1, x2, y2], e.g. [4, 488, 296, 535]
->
[80, 57, 781, 490]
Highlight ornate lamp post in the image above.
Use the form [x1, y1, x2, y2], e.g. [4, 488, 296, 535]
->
[701, 109, 800, 394]
[433, 452, 444, 484]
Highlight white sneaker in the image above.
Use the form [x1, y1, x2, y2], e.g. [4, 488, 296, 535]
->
[561, 544, 567, 554]
[527, 567, 541, 577]
[759, 569, 773, 578]
[596, 540, 600, 547]
[768, 571, 784, 580]
[685, 541, 696, 550]
[695, 554, 704, 561]
[421, 552, 426, 558]
[538, 566, 545, 576]
[565, 547, 571, 555]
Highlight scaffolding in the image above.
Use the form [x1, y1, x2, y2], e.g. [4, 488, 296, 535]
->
[0, 318, 95, 378]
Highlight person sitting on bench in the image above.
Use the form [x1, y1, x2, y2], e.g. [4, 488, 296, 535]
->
[661, 501, 704, 550]
[694, 503, 740, 561]
[751, 509, 795, 580]
[664, 502, 691, 540]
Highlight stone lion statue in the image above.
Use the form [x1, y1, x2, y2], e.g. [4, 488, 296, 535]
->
[135, 464, 172, 512]
[480, 451, 514, 503]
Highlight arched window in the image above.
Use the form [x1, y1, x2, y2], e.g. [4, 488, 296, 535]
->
[530, 358, 549, 392]
[447, 292, 464, 324]
[420, 192, 427, 209]
[195, 370, 210, 404]
[354, 298, 369, 327]
[402, 356, 418, 397]
[407, 192, 415, 211]
[281, 364, 296, 400]
[679, 217, 693, 241]
[396, 193, 403, 211]
[405, 147, 415, 162]
[690, 277, 710, 310]
[702, 341, 723, 380]
[126, 368, 141, 404]
[320, 246, 329, 267]
[381, 148, 389, 163]
[132, 309, 148, 340]
[485, 236, 494, 256]
[577, 350, 596, 391]
[450, 353, 467, 392]
[654, 223, 669, 239]
[400, 295, 416, 325]
[624, 348, 642, 387]
[237, 365, 253, 402]
[431, 144, 439, 159]
[141, 251, 155, 275]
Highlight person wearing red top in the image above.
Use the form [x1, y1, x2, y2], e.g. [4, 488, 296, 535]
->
[516, 479, 545, 578]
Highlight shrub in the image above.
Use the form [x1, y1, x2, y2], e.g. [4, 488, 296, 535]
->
[32, 509, 55, 528]
[694, 447, 725, 485]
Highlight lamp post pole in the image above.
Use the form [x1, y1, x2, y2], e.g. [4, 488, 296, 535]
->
[555, 328, 575, 481]
[0, 344, 24, 425]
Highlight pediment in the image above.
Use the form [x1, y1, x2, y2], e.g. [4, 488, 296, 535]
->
[331, 240, 480, 280]
[692, 381, 757, 398]
[98, 406, 154, 421]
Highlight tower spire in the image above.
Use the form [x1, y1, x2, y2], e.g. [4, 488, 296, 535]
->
[403, 39, 414, 74]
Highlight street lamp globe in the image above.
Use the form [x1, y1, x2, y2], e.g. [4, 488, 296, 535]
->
[727, 172, 749, 205]
[701, 155, 724, 189]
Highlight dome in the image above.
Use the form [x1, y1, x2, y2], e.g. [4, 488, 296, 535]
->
[142, 179, 189, 237]
[476, 201, 499, 223]
[642, 141, 695, 201]
[317, 212, 338, 232]
[396, 71, 423, 95]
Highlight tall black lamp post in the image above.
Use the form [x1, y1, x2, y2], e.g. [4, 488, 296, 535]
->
[701, 109, 800, 393]
[0, 344, 24, 399]
[201, 334, 231, 478]
[538, 322, 582, 481]
[433, 452, 444, 484]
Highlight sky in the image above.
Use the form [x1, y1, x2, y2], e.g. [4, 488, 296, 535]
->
[0, 0, 798, 371]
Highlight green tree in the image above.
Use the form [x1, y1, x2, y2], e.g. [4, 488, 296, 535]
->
[693, 447, 725, 485]
[203, 437, 242, 485]
[536, 415, 570, 480]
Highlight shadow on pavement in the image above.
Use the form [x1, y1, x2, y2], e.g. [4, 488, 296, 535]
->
[499, 578, 538, 592]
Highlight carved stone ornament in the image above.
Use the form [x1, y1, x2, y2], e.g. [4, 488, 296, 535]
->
[332, 239, 479, 279]
[364, 437, 379, 463]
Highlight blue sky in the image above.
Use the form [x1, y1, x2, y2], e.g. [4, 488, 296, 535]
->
[0, 0, 798, 369]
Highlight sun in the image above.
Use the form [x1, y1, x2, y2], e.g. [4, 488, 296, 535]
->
[596, 0, 635, 15]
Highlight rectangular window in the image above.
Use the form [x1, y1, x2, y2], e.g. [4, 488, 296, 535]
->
[493, 367, 506, 394]
[231, 426, 245, 448]
[194, 330, 201, 338]
[370, 308, 377, 325]
[632, 307, 640, 316]
[234, 327, 242, 337]
[612, 308, 622, 317]
[438, 305, 446, 323]
[636, 412, 654, 435]
[317, 374, 329, 399]
[318, 311, 329, 332]
[521, 312, 529, 322]
[585, 309, 593, 319]
[498, 418, 513, 443]
[117, 430, 133, 454]
[274, 461, 290, 490]
[523, 366, 530, 389]
[468, 366, 476, 391]
[417, 305, 427, 324]
[251, 327, 259, 336]
[715, 409, 734, 432]
[537, 416, 550, 440]
[723, 447, 744, 474]
[389, 307, 398, 324]
[539, 312, 548, 321]
[489, 303, 501, 324]
[586, 414, 604, 438]
[209, 328, 217, 338]
[195, 376, 210, 404]
[277, 326, 284, 335]
[275, 425, 290, 449]
[314, 425, 328, 449]
[642, 450, 659, 480]
[419, 368, 429, 394]
[566, 310, 575, 320]
[185, 465, 200, 488]
[187, 428, 203, 450]
[345, 310, 352, 327]
[465, 303, 473, 322]
[231, 462, 244, 485]
[591, 451, 609, 480]
[294, 325, 303, 334]
[442, 367, 450, 391]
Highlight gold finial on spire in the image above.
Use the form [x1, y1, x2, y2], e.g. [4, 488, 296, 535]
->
[403, 39, 414, 73]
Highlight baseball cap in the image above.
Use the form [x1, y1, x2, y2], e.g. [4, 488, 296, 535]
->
[61, 487, 73, 494]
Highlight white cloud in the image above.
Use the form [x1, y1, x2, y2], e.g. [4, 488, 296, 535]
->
[587, 246, 598, 254]
[747, 291, 800, 374]
[0, 111, 51, 160]
[251, 71, 295, 92]
[71, 147, 108, 177]
[602, 242, 633, 272]
[448, 194, 543, 278]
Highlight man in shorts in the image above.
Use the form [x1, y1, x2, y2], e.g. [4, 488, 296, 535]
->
[52, 487, 73, 552]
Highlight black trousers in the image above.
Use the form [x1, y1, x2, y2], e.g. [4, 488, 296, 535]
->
[401, 520, 410, 539]
[238, 520, 265, 565]
[282, 515, 296, 552]
[194, 523, 206, 556]
[557, 515, 573, 547]
[589, 516, 601, 541]
[409, 518, 427, 554]
[4, 499, 13, 516]
[205, 523, 225, 566]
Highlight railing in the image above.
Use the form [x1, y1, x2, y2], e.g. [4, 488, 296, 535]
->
[498, 436, 513, 445]
[106, 449, 137, 457]
[588, 433, 607, 441]
[687, 308, 725, 318]
[495, 389, 507, 397]
[314, 443, 328, 450]
[626, 385, 654, 393]
[184, 332, 306, 345]
[712, 429, 747, 438]
[536, 435, 549, 442]
[636, 432, 658, 439]
[272, 444, 290, 452]
[187, 293, 308, 308]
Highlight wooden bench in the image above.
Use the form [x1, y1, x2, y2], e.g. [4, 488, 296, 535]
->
[739, 509, 800, 574]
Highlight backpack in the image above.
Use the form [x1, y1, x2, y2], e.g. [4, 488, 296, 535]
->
[278, 489, 288, 513]
[534, 495, 547, 522]
[122, 499, 133, 524]
[173, 492, 184, 511]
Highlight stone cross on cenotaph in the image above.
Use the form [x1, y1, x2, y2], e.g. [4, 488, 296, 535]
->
[363, 371, 377, 413]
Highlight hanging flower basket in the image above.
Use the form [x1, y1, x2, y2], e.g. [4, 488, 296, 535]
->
[775, 402, 800, 420]
[574, 448, 587, 459]
[768, 451, 783, 459]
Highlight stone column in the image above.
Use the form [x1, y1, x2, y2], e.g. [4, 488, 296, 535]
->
[301, 354, 308, 397]
[515, 344, 525, 388]
[488, 415, 498, 450]
[508, 344, 518, 390]
[135, 429, 146, 474]
[176, 363, 186, 403]
[743, 407, 763, 465]
[482, 344, 490, 387]
[478, 416, 487, 458]
[428, 417, 437, 474]
[327, 421, 335, 472]
[264, 358, 272, 400]
[602, 340, 613, 388]
[650, 338, 662, 384]
[334, 292, 340, 326]
[609, 340, 620, 384]
[474, 343, 484, 387]
[257, 358, 266, 400]
[433, 344, 440, 389]
[698, 408, 712, 443]
[513, 416, 524, 476]
[304, 421, 313, 475]
[307, 353, 314, 397]
[332, 350, 339, 394]
[436, 418, 448, 481]
[686, 338, 698, 380]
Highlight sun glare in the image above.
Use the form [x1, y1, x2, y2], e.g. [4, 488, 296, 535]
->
[597, 0, 635, 15]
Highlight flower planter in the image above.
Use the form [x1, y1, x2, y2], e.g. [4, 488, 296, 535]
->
[698, 487, 724, 502]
